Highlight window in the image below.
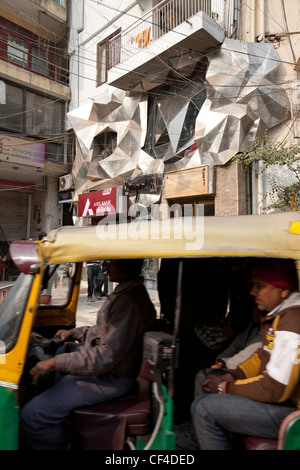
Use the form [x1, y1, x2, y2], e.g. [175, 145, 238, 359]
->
[0, 18, 67, 84]
[97, 30, 121, 85]
[45, 141, 64, 163]
[97, 42, 107, 85]
[26, 91, 64, 137]
[94, 131, 117, 159]
[168, 199, 215, 217]
[145, 86, 206, 161]
[26, 90, 64, 162]
[0, 83, 64, 137]
[0, 80, 65, 163]
[32, 47, 50, 77]
[7, 33, 29, 67]
[0, 83, 23, 131]
[41, 263, 73, 307]
[0, 273, 33, 353]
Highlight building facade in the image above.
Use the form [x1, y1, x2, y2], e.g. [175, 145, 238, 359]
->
[239, 0, 300, 212]
[0, 0, 72, 254]
[67, 0, 299, 227]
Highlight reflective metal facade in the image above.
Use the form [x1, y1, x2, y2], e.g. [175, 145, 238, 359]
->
[68, 39, 289, 207]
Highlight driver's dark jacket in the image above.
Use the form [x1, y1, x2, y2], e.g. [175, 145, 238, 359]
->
[54, 277, 156, 379]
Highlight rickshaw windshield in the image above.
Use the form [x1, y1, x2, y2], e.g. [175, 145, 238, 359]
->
[0, 273, 33, 353]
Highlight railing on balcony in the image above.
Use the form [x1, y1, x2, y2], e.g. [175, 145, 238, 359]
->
[0, 20, 69, 86]
[109, 0, 224, 69]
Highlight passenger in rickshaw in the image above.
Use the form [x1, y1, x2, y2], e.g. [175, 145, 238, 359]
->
[176, 307, 262, 450]
[191, 258, 300, 450]
[158, 258, 253, 423]
[194, 308, 262, 398]
[21, 259, 156, 450]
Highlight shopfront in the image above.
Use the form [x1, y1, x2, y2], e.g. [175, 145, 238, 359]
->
[0, 134, 46, 242]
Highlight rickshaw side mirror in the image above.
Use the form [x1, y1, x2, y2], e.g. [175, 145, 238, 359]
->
[29, 264, 40, 274]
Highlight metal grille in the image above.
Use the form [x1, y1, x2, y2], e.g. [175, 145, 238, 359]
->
[109, 0, 224, 68]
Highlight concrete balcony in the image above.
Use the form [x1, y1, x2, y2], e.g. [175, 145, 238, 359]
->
[0, 59, 70, 100]
[107, 0, 225, 91]
[0, 0, 69, 89]
[30, 0, 67, 24]
[1, 0, 67, 37]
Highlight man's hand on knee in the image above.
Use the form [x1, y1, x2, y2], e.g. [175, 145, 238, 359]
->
[203, 373, 234, 393]
[30, 358, 55, 384]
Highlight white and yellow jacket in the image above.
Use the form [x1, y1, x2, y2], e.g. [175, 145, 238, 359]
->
[228, 292, 300, 407]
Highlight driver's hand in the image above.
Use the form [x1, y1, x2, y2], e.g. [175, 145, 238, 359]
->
[55, 330, 72, 341]
[30, 358, 55, 384]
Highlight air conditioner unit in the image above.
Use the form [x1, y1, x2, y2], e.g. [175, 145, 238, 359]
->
[59, 174, 73, 192]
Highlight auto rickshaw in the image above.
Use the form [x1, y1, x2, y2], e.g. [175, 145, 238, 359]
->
[0, 212, 300, 450]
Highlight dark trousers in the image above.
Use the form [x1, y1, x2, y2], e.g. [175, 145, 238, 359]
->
[87, 265, 104, 297]
[102, 274, 108, 294]
[21, 343, 135, 450]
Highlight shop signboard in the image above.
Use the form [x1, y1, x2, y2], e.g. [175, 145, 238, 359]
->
[0, 135, 45, 168]
[78, 187, 124, 217]
[165, 166, 209, 199]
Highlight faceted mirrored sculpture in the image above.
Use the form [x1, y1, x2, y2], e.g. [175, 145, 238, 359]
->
[194, 39, 290, 165]
[68, 39, 289, 208]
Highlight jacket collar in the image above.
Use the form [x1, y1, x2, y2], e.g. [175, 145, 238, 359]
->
[109, 276, 144, 299]
[265, 291, 300, 319]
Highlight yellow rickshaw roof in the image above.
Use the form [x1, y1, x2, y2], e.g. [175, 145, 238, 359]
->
[37, 212, 300, 264]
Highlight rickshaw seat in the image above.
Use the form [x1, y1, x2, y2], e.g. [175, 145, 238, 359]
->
[242, 436, 278, 450]
[70, 360, 153, 450]
[242, 409, 300, 450]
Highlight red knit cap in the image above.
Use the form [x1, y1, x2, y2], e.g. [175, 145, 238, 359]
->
[252, 259, 298, 290]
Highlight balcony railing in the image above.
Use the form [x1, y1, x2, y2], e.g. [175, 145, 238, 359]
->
[0, 22, 69, 86]
[109, 0, 224, 69]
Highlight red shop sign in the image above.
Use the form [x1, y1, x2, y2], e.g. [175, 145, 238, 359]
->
[78, 187, 120, 217]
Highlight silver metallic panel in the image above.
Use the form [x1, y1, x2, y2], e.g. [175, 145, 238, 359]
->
[194, 39, 290, 165]
[69, 39, 289, 208]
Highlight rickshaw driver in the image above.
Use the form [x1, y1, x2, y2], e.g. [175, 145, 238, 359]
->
[191, 259, 300, 450]
[21, 259, 156, 450]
